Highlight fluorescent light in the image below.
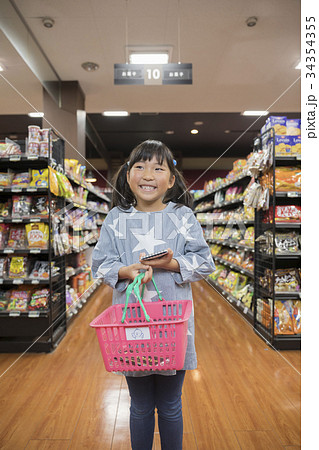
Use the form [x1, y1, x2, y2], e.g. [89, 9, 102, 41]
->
[129, 53, 169, 64]
[102, 111, 129, 117]
[0, 64, 5, 72]
[191, 129, 199, 135]
[242, 110, 269, 116]
[28, 112, 44, 117]
[295, 61, 301, 70]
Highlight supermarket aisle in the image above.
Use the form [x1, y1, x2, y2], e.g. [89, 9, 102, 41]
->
[0, 281, 301, 449]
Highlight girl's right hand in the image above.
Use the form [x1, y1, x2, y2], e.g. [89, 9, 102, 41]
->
[118, 260, 153, 284]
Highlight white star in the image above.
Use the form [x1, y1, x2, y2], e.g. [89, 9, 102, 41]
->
[181, 254, 200, 276]
[187, 329, 192, 336]
[167, 213, 196, 240]
[108, 217, 124, 238]
[131, 226, 166, 254]
[141, 285, 162, 303]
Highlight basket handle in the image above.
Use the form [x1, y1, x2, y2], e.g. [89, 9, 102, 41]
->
[121, 272, 163, 323]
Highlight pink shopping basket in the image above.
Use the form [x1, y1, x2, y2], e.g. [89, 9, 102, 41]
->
[90, 273, 192, 372]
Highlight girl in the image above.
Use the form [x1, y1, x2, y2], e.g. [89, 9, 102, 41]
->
[92, 140, 215, 450]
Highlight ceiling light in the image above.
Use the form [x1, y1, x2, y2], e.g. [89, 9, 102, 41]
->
[242, 110, 269, 116]
[85, 170, 97, 183]
[81, 62, 99, 72]
[0, 64, 5, 72]
[194, 121, 204, 126]
[191, 129, 199, 135]
[129, 53, 169, 64]
[28, 112, 44, 118]
[295, 61, 301, 70]
[102, 111, 129, 117]
[42, 17, 55, 28]
[224, 130, 231, 134]
[246, 16, 258, 27]
[165, 130, 175, 135]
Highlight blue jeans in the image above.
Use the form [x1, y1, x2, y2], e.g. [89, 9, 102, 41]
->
[125, 371, 186, 450]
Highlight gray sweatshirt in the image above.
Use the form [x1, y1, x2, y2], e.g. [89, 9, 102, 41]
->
[92, 201, 215, 376]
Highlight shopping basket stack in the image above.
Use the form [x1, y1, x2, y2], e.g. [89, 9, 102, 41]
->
[90, 273, 192, 372]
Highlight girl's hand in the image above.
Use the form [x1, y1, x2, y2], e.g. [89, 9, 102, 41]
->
[139, 248, 179, 272]
[118, 253, 153, 284]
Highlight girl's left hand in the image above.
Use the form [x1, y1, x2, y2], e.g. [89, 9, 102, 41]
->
[139, 248, 175, 271]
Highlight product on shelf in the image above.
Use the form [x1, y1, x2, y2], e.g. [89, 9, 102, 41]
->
[8, 256, 27, 278]
[25, 223, 49, 249]
[256, 298, 272, 330]
[239, 226, 254, 246]
[0, 291, 9, 310]
[274, 300, 295, 334]
[29, 288, 49, 310]
[12, 172, 30, 188]
[259, 268, 301, 293]
[0, 224, 9, 248]
[0, 257, 7, 277]
[274, 167, 301, 192]
[0, 139, 22, 157]
[256, 230, 300, 255]
[29, 261, 50, 279]
[30, 169, 48, 188]
[7, 289, 31, 311]
[12, 196, 32, 218]
[30, 196, 50, 217]
[0, 200, 11, 217]
[0, 173, 13, 187]
[8, 225, 26, 249]
[264, 205, 301, 223]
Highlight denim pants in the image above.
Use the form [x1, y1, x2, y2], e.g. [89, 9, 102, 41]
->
[125, 371, 186, 450]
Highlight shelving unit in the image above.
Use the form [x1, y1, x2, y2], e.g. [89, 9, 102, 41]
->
[253, 129, 301, 350]
[193, 166, 255, 322]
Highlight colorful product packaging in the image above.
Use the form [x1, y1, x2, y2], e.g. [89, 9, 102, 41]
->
[286, 119, 301, 135]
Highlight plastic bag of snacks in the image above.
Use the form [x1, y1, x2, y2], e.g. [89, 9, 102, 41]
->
[30, 196, 49, 217]
[25, 223, 49, 249]
[275, 167, 301, 192]
[12, 196, 32, 218]
[7, 290, 31, 311]
[274, 300, 294, 335]
[7, 226, 26, 249]
[0, 172, 13, 187]
[49, 167, 60, 196]
[0, 200, 11, 218]
[8, 256, 28, 278]
[0, 224, 9, 248]
[29, 261, 50, 279]
[29, 288, 50, 310]
[30, 169, 48, 188]
[12, 172, 30, 188]
[292, 300, 301, 334]
[0, 291, 9, 311]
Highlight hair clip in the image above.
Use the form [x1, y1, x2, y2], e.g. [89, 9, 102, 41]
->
[173, 159, 177, 166]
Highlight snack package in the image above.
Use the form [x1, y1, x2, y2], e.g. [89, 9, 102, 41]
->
[223, 271, 240, 293]
[292, 300, 301, 334]
[27, 141, 39, 157]
[274, 300, 294, 335]
[49, 167, 60, 196]
[29, 288, 50, 310]
[0, 257, 7, 277]
[0, 291, 9, 311]
[8, 256, 27, 278]
[30, 196, 49, 217]
[266, 116, 287, 135]
[275, 167, 301, 192]
[12, 172, 30, 188]
[286, 119, 301, 136]
[30, 169, 49, 188]
[12, 196, 32, 218]
[7, 226, 26, 249]
[28, 125, 41, 142]
[274, 232, 300, 254]
[274, 136, 292, 156]
[0, 224, 9, 248]
[25, 223, 49, 249]
[39, 141, 49, 158]
[290, 136, 301, 156]
[29, 261, 50, 279]
[0, 199, 11, 218]
[4, 138, 22, 156]
[7, 290, 30, 311]
[274, 268, 301, 292]
[0, 172, 13, 187]
[266, 205, 301, 223]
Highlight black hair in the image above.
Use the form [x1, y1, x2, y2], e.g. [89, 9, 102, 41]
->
[111, 139, 193, 210]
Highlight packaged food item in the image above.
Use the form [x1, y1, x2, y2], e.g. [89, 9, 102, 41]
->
[274, 232, 300, 254]
[28, 125, 41, 142]
[29, 288, 49, 310]
[4, 138, 22, 156]
[223, 271, 240, 293]
[12, 172, 30, 188]
[0, 257, 7, 277]
[8, 256, 27, 278]
[39, 141, 49, 157]
[0, 172, 13, 187]
[290, 136, 301, 156]
[29, 261, 50, 279]
[266, 116, 287, 135]
[7, 290, 30, 311]
[12, 196, 32, 218]
[274, 268, 301, 292]
[7, 226, 26, 249]
[49, 167, 60, 196]
[286, 119, 301, 136]
[30, 196, 49, 217]
[274, 300, 294, 335]
[27, 141, 39, 157]
[292, 300, 301, 334]
[0, 224, 9, 248]
[0, 291, 9, 311]
[25, 223, 49, 249]
[30, 169, 49, 188]
[275, 167, 301, 192]
[0, 200, 11, 218]
[274, 136, 292, 156]
[266, 205, 301, 223]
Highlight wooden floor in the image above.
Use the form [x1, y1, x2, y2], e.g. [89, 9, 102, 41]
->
[0, 280, 301, 449]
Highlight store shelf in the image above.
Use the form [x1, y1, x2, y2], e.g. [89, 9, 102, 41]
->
[0, 275, 60, 286]
[212, 255, 254, 279]
[0, 217, 49, 224]
[257, 286, 301, 300]
[199, 220, 254, 226]
[254, 322, 301, 350]
[195, 197, 245, 213]
[0, 187, 48, 194]
[205, 277, 253, 324]
[207, 238, 254, 253]
[0, 248, 50, 254]
[66, 173, 111, 203]
[261, 222, 301, 230]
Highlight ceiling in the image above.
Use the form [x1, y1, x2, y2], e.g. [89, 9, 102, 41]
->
[0, 0, 301, 171]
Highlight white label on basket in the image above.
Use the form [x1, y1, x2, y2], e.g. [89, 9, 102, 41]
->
[125, 327, 151, 341]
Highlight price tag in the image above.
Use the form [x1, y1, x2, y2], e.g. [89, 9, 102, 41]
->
[237, 300, 241, 307]
[31, 280, 40, 285]
[27, 187, 37, 192]
[0, 278, 3, 284]
[30, 249, 41, 254]
[11, 188, 22, 192]
[13, 279, 23, 285]
[27, 155, 38, 160]
[227, 296, 233, 303]
[243, 307, 248, 314]
[30, 218, 40, 223]
[287, 192, 299, 198]
[28, 311, 40, 318]
[296, 156, 301, 161]
[9, 156, 21, 161]
[240, 270, 244, 275]
[3, 249, 14, 253]
[12, 218, 23, 223]
[9, 311, 20, 317]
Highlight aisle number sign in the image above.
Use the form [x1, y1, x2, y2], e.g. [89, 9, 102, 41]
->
[114, 63, 192, 85]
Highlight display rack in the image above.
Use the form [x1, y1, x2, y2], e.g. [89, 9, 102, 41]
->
[193, 169, 255, 324]
[0, 134, 67, 352]
[253, 129, 301, 350]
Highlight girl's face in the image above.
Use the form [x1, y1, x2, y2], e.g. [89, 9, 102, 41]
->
[127, 156, 175, 211]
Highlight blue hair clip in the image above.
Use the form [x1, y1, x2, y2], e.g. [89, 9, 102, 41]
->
[173, 159, 177, 166]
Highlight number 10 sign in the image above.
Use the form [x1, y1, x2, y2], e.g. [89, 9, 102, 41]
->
[114, 63, 192, 85]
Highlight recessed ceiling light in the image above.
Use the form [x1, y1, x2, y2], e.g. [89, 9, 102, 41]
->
[295, 61, 301, 70]
[85, 170, 97, 183]
[81, 62, 99, 72]
[224, 130, 231, 134]
[28, 112, 44, 117]
[242, 110, 269, 116]
[42, 17, 55, 28]
[165, 130, 175, 135]
[191, 129, 199, 135]
[102, 111, 129, 117]
[0, 64, 5, 72]
[194, 121, 203, 126]
[129, 53, 169, 64]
